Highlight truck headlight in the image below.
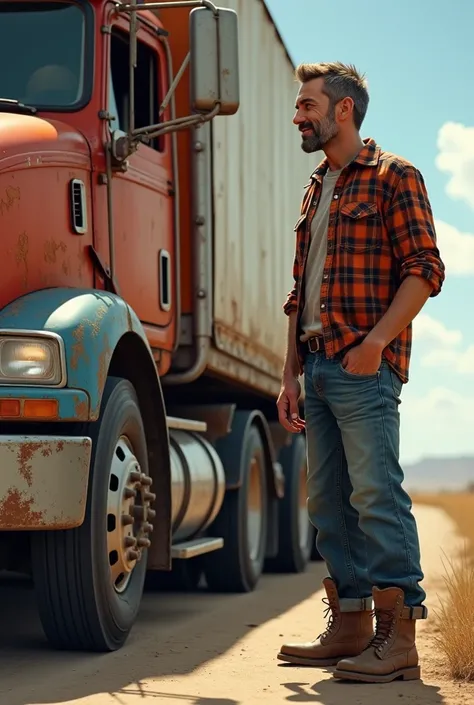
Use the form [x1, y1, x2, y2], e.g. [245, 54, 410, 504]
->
[0, 334, 65, 386]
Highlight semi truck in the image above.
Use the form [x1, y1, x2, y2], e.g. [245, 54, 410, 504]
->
[0, 0, 318, 652]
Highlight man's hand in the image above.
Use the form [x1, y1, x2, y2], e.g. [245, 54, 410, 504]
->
[277, 376, 305, 433]
[342, 338, 384, 376]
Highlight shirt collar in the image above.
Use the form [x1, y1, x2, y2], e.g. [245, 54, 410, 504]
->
[311, 137, 381, 181]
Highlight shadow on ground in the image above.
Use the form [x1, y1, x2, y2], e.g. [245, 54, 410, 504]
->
[281, 674, 444, 705]
[0, 565, 328, 705]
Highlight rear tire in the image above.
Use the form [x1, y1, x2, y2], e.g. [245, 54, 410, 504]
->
[204, 424, 268, 593]
[31, 377, 154, 652]
[266, 434, 313, 573]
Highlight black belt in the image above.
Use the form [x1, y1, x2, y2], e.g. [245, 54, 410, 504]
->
[306, 336, 325, 353]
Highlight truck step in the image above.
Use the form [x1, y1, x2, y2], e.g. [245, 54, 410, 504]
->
[171, 537, 224, 559]
[166, 416, 207, 433]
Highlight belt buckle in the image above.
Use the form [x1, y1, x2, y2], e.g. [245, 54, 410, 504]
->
[308, 337, 321, 353]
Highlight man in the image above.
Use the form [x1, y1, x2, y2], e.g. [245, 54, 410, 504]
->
[276, 62, 445, 684]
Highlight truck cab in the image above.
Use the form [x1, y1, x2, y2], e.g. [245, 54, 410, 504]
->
[0, 0, 316, 654]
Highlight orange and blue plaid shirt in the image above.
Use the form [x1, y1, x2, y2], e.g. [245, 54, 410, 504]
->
[284, 138, 445, 382]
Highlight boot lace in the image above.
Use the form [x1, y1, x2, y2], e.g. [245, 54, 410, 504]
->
[369, 608, 395, 649]
[317, 597, 338, 640]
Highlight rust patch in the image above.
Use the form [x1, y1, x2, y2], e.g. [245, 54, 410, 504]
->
[0, 185, 20, 216]
[15, 231, 29, 287]
[74, 397, 88, 420]
[70, 322, 87, 370]
[44, 239, 67, 264]
[0, 488, 44, 528]
[56, 441, 64, 452]
[83, 305, 108, 338]
[17, 441, 47, 487]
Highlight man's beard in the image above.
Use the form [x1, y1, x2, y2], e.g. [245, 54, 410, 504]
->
[300, 106, 338, 153]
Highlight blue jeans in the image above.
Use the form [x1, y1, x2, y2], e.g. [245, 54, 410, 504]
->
[304, 351, 425, 608]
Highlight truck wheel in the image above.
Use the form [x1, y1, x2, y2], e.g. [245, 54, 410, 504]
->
[204, 424, 268, 593]
[266, 434, 313, 573]
[31, 377, 154, 652]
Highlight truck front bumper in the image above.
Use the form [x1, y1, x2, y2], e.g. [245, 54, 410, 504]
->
[0, 436, 92, 530]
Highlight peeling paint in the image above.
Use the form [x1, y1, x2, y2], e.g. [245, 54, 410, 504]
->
[0, 185, 20, 216]
[15, 231, 29, 287]
[70, 322, 88, 370]
[44, 239, 67, 264]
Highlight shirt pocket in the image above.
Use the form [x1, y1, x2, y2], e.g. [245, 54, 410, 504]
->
[338, 201, 382, 252]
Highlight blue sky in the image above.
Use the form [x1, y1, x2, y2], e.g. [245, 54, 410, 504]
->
[265, 0, 474, 463]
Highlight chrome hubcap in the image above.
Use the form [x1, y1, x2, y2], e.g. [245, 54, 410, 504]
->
[107, 436, 156, 593]
[247, 456, 263, 562]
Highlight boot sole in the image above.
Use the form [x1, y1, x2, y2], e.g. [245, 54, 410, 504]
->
[277, 653, 345, 667]
[333, 665, 421, 683]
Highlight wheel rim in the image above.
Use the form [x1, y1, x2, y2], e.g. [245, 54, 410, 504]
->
[298, 459, 311, 552]
[107, 436, 155, 593]
[247, 455, 264, 562]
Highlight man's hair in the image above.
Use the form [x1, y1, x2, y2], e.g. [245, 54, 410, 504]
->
[295, 62, 369, 130]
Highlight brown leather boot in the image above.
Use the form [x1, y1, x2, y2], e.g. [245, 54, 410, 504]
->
[277, 578, 373, 667]
[334, 586, 428, 683]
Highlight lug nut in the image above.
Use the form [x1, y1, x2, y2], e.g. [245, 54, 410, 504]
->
[122, 514, 134, 526]
[132, 505, 145, 520]
[147, 508, 156, 520]
[144, 491, 156, 503]
[127, 548, 139, 561]
[130, 471, 141, 483]
[141, 475, 153, 487]
[137, 537, 151, 549]
[124, 487, 137, 499]
[144, 522, 154, 533]
[124, 536, 137, 547]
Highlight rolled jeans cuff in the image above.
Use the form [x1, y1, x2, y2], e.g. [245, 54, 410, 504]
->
[339, 597, 373, 612]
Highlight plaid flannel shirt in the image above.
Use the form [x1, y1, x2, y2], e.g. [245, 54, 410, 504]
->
[284, 138, 445, 382]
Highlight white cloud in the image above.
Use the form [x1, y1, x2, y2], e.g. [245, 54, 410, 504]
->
[401, 386, 474, 464]
[434, 219, 474, 275]
[421, 345, 474, 374]
[413, 313, 463, 347]
[436, 122, 474, 210]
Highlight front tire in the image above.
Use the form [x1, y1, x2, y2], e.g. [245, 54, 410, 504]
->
[31, 377, 154, 652]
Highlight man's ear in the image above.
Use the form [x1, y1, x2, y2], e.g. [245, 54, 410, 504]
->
[336, 96, 355, 124]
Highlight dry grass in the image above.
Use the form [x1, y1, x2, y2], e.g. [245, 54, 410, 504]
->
[414, 493, 474, 553]
[414, 493, 474, 681]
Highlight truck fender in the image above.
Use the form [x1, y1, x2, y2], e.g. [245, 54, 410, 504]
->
[0, 288, 172, 570]
[214, 409, 279, 497]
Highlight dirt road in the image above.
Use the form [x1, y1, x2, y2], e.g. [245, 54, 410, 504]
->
[1, 505, 472, 705]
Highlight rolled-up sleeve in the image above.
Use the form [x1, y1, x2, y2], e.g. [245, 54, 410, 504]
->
[385, 165, 445, 297]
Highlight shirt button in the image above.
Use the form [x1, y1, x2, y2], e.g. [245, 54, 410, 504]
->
[333, 194, 339, 200]
[323, 274, 329, 280]
[321, 304, 326, 310]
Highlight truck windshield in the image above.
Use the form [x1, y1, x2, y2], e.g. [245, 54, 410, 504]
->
[0, 2, 87, 109]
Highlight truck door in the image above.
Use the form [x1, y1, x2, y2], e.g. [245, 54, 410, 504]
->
[107, 20, 175, 334]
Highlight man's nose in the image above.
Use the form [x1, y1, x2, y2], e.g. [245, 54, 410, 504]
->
[293, 110, 305, 126]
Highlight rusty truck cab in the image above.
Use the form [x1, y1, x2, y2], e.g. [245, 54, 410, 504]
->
[0, 0, 241, 652]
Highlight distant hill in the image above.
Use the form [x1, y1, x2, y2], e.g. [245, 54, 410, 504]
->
[403, 456, 474, 493]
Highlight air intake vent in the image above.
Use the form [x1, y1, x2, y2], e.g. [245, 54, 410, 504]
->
[70, 179, 87, 234]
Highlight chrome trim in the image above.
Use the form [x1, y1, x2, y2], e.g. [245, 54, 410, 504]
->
[159, 249, 172, 312]
[0, 329, 67, 388]
[70, 179, 88, 235]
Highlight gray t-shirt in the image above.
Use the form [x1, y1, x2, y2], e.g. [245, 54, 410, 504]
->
[300, 168, 342, 340]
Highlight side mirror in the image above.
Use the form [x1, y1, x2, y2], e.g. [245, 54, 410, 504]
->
[189, 6, 239, 116]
